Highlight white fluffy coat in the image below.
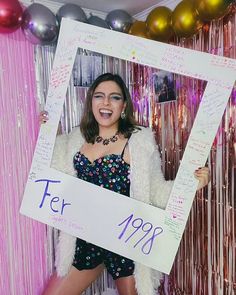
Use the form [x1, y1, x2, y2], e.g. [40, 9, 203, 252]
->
[51, 126, 173, 295]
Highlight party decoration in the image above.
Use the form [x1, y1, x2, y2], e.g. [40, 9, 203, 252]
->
[56, 3, 87, 24]
[0, 0, 23, 33]
[172, 0, 203, 38]
[21, 3, 59, 45]
[0, 28, 50, 295]
[105, 9, 133, 32]
[195, 0, 233, 21]
[128, 20, 150, 39]
[21, 18, 236, 277]
[87, 14, 110, 29]
[146, 6, 173, 42]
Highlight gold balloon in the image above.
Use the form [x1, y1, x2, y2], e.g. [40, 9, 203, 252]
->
[172, 0, 203, 38]
[146, 6, 173, 42]
[195, 0, 233, 21]
[128, 21, 150, 39]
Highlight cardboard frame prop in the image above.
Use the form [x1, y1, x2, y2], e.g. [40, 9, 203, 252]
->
[20, 18, 236, 274]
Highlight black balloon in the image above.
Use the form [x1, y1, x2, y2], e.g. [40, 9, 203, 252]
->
[22, 3, 59, 45]
[88, 15, 110, 29]
[56, 4, 87, 23]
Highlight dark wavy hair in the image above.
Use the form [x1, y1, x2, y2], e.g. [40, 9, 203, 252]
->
[80, 73, 139, 143]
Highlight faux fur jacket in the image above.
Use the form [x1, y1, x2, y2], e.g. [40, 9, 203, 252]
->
[51, 126, 173, 295]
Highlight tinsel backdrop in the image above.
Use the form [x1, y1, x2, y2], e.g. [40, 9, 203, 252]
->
[0, 30, 51, 294]
[0, 9, 235, 295]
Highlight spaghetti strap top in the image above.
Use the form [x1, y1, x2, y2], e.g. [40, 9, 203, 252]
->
[72, 137, 134, 277]
[121, 139, 129, 159]
[73, 139, 130, 196]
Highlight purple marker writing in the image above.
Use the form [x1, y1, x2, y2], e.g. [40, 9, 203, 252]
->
[35, 179, 71, 215]
[118, 213, 164, 255]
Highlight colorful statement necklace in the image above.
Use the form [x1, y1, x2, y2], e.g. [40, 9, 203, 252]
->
[95, 131, 119, 145]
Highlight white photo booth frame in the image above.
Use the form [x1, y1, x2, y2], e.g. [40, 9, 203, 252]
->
[20, 18, 236, 274]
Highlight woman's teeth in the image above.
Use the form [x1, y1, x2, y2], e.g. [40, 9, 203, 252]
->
[99, 109, 112, 118]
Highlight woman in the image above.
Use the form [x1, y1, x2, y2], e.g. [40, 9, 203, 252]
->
[41, 73, 210, 295]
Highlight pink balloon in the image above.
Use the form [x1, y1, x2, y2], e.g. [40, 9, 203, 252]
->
[0, 0, 23, 33]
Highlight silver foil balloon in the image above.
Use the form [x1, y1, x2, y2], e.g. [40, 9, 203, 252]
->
[87, 14, 110, 29]
[56, 4, 87, 23]
[105, 9, 133, 32]
[21, 3, 59, 45]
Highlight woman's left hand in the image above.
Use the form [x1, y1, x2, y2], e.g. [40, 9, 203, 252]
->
[194, 167, 210, 190]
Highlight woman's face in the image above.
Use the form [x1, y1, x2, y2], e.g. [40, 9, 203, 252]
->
[92, 81, 126, 129]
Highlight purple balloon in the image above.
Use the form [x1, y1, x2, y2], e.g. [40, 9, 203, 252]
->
[22, 3, 59, 45]
[87, 15, 110, 29]
[56, 4, 87, 23]
[105, 10, 133, 32]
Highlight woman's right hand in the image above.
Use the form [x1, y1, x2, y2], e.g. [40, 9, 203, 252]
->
[40, 111, 49, 124]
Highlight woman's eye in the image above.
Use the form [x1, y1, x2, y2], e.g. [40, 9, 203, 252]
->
[93, 95, 103, 99]
[110, 95, 122, 100]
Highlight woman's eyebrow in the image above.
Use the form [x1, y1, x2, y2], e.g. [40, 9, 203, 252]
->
[110, 92, 122, 96]
[93, 91, 105, 95]
[93, 92, 122, 96]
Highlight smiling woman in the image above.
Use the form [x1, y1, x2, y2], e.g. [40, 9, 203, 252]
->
[92, 82, 126, 133]
[80, 73, 139, 145]
[41, 72, 210, 295]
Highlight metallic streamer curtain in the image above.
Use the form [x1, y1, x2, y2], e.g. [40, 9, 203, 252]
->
[129, 14, 236, 295]
[167, 15, 235, 295]
[131, 12, 236, 295]
[0, 30, 50, 294]
[34, 14, 236, 295]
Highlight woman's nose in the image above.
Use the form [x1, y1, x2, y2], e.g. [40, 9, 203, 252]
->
[103, 96, 110, 105]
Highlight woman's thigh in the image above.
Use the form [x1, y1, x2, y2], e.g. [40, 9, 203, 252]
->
[115, 275, 138, 295]
[43, 264, 104, 295]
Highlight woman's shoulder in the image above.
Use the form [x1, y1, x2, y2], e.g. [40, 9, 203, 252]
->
[131, 125, 155, 140]
[130, 126, 156, 152]
[55, 126, 84, 148]
[52, 126, 84, 169]
[68, 126, 83, 140]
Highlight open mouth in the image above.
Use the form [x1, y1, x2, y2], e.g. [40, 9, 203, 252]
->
[99, 109, 113, 119]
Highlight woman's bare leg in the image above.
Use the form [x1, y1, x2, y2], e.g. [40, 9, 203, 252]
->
[43, 264, 104, 295]
[115, 275, 138, 295]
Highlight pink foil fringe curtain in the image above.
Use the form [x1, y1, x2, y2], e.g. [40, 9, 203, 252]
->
[159, 13, 236, 295]
[130, 16, 236, 294]
[163, 16, 236, 295]
[0, 30, 51, 294]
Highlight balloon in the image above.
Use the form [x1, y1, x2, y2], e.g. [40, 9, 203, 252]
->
[105, 10, 133, 32]
[172, 0, 203, 38]
[195, 0, 233, 21]
[128, 21, 150, 39]
[87, 14, 110, 29]
[146, 6, 173, 42]
[21, 3, 59, 45]
[56, 4, 87, 24]
[0, 0, 23, 33]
